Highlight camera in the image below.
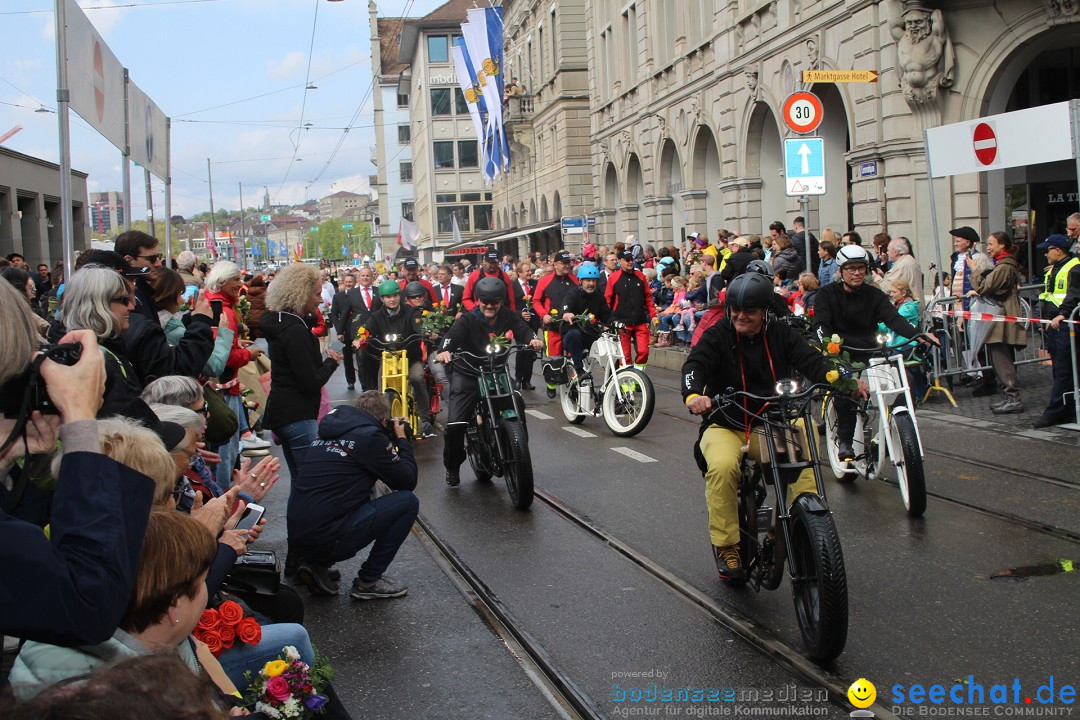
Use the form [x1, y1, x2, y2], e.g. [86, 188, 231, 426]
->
[384, 416, 413, 442]
[0, 342, 83, 419]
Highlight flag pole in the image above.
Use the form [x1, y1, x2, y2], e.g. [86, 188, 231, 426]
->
[54, 0, 76, 273]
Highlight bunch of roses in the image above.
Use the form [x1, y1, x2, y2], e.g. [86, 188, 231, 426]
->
[352, 325, 370, 349]
[419, 300, 454, 336]
[818, 333, 865, 393]
[193, 600, 261, 657]
[245, 646, 333, 719]
[487, 331, 513, 349]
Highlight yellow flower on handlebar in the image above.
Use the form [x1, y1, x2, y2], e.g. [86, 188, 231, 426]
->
[825, 370, 840, 383]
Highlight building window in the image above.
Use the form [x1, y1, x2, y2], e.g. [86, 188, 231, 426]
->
[454, 88, 468, 115]
[458, 140, 479, 168]
[624, 5, 637, 83]
[430, 88, 452, 116]
[437, 206, 470, 234]
[428, 35, 449, 64]
[399, 162, 413, 182]
[460, 192, 482, 202]
[484, 192, 492, 200]
[539, 27, 545, 83]
[435, 193, 457, 203]
[474, 204, 493, 231]
[397, 92, 409, 108]
[433, 141, 455, 169]
[551, 9, 557, 70]
[401, 202, 414, 222]
[397, 124, 410, 144]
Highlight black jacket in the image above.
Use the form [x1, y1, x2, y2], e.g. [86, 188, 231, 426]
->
[560, 286, 611, 337]
[605, 269, 654, 324]
[681, 318, 830, 432]
[260, 311, 339, 431]
[364, 305, 424, 365]
[123, 312, 214, 385]
[98, 336, 157, 425]
[719, 248, 755, 287]
[287, 406, 416, 544]
[132, 276, 158, 325]
[433, 282, 464, 316]
[0, 422, 155, 645]
[342, 285, 383, 339]
[511, 278, 539, 330]
[440, 306, 536, 359]
[812, 280, 917, 351]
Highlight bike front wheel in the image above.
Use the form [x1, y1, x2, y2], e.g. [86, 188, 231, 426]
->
[500, 418, 534, 510]
[889, 412, 926, 517]
[602, 367, 655, 437]
[559, 378, 586, 424]
[788, 494, 848, 663]
[821, 395, 853, 482]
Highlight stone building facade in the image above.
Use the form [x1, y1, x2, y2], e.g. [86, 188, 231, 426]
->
[487, 0, 1080, 278]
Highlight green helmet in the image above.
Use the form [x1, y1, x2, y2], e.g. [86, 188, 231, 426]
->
[378, 280, 401, 297]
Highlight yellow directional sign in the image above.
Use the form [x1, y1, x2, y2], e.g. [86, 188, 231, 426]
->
[802, 69, 879, 84]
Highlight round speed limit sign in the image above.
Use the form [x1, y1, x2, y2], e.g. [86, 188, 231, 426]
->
[782, 91, 823, 134]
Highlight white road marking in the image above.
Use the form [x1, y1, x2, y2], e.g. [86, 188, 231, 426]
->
[611, 446, 657, 463]
[562, 426, 596, 438]
[526, 409, 553, 420]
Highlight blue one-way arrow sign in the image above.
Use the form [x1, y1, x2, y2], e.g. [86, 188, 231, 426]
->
[784, 137, 826, 196]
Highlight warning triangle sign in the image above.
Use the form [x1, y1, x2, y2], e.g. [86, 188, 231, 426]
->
[790, 180, 807, 193]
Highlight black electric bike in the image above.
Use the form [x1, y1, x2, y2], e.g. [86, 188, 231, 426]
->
[454, 346, 534, 510]
[707, 381, 849, 663]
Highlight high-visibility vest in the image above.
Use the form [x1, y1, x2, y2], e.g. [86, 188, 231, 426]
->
[1040, 257, 1080, 306]
[717, 246, 733, 274]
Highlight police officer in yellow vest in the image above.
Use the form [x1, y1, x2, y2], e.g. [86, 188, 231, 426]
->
[1035, 234, 1080, 428]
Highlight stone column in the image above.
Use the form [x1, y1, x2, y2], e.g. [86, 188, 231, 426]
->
[678, 189, 709, 234]
[718, 178, 762, 233]
[642, 196, 673, 247]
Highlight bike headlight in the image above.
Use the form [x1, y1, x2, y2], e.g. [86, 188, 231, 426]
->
[876, 333, 889, 346]
[485, 344, 497, 354]
[385, 334, 399, 343]
[775, 379, 800, 397]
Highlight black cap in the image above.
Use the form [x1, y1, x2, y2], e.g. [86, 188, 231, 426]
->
[618, 250, 633, 261]
[80, 249, 150, 277]
[948, 226, 980, 244]
[156, 421, 188, 452]
[485, 250, 500, 261]
[403, 258, 419, 270]
[554, 250, 572, 263]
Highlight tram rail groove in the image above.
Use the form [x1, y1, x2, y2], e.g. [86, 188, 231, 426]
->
[412, 514, 606, 720]
[533, 490, 898, 720]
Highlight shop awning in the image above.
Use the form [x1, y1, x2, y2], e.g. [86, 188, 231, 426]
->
[444, 221, 558, 252]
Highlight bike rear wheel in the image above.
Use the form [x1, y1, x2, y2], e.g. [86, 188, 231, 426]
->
[889, 412, 926, 517]
[788, 495, 848, 663]
[559, 378, 586, 424]
[384, 388, 404, 420]
[500, 418, 534, 510]
[602, 368, 655, 437]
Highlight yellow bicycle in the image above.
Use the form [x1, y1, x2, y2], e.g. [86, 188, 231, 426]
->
[369, 333, 423, 439]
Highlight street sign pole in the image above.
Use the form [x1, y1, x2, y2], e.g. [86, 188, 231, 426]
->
[801, 195, 812, 270]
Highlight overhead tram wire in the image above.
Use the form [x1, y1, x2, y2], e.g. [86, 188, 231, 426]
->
[271, 0, 323, 204]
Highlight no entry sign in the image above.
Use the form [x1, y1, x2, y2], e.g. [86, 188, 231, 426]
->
[973, 123, 998, 166]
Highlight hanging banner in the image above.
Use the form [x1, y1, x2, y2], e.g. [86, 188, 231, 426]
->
[127, 78, 168, 180]
[62, 0, 126, 152]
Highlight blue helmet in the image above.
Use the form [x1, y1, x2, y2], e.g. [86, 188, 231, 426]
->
[577, 263, 600, 280]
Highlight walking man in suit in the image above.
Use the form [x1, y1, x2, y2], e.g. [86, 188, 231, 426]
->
[342, 266, 382, 390]
[433, 265, 464, 316]
[330, 272, 358, 388]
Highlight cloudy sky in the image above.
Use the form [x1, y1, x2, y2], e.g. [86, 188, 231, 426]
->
[0, 0, 448, 220]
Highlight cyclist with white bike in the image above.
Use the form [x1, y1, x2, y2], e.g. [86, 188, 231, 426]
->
[559, 263, 612, 381]
[812, 245, 936, 462]
[682, 273, 865, 582]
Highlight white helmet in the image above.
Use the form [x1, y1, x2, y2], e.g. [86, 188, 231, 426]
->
[836, 244, 870, 269]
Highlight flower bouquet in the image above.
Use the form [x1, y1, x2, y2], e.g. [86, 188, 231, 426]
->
[352, 325, 370, 349]
[818, 334, 865, 393]
[193, 600, 262, 657]
[235, 295, 252, 324]
[244, 646, 335, 719]
[487, 331, 513, 350]
[419, 300, 454, 337]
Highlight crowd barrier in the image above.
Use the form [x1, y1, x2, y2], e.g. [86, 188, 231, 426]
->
[920, 285, 1080, 424]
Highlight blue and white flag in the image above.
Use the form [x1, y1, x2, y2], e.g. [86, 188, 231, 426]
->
[452, 39, 493, 180]
[460, 7, 509, 178]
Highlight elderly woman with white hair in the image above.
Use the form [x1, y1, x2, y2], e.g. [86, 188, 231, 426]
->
[61, 266, 157, 424]
[203, 261, 264, 488]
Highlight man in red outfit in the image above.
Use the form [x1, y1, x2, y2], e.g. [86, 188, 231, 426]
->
[462, 250, 515, 311]
[605, 250, 656, 368]
[532, 250, 579, 396]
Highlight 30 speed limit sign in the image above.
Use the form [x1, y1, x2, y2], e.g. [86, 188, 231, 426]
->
[782, 91, 824, 134]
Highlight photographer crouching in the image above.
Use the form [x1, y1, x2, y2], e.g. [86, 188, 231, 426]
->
[286, 391, 418, 600]
[0, 279, 157, 648]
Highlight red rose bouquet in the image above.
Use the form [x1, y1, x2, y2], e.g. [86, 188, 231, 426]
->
[193, 600, 262, 657]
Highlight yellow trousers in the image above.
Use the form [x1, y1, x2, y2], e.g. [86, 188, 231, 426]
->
[698, 420, 819, 547]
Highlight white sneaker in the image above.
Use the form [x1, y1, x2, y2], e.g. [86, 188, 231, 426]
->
[240, 433, 271, 450]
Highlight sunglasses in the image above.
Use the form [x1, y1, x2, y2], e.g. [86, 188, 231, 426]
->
[193, 403, 210, 416]
[109, 294, 133, 305]
[842, 266, 868, 274]
[138, 254, 161, 263]
[477, 299, 503, 307]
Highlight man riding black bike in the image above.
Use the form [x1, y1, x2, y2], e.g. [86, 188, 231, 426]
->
[681, 273, 867, 582]
[436, 277, 543, 487]
[811, 244, 936, 461]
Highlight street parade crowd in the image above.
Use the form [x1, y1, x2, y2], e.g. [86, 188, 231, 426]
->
[1, 213, 1079, 716]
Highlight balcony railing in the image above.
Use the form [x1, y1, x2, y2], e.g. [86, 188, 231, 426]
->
[504, 95, 534, 125]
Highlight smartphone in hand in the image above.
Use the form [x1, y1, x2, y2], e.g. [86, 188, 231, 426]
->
[234, 503, 265, 532]
[210, 299, 224, 324]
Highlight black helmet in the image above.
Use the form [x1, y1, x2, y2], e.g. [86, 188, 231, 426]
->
[726, 273, 774, 310]
[475, 276, 506, 304]
[745, 259, 773, 277]
[404, 281, 427, 298]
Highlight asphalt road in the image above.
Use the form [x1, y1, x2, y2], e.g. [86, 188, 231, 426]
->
[252, 360, 1080, 719]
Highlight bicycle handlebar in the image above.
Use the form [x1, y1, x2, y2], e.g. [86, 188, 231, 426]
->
[711, 381, 834, 408]
[832, 332, 934, 354]
[366, 333, 423, 348]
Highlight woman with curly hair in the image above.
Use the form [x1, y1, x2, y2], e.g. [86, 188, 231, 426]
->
[260, 264, 341, 483]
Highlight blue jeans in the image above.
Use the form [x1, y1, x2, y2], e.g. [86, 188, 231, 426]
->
[277, 419, 319, 482]
[214, 393, 249, 489]
[215, 622, 315, 689]
[1043, 327, 1077, 418]
[562, 327, 597, 374]
[300, 491, 419, 582]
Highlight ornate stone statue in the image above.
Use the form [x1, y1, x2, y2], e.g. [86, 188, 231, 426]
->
[1046, 0, 1080, 17]
[745, 69, 759, 95]
[887, 1, 955, 104]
